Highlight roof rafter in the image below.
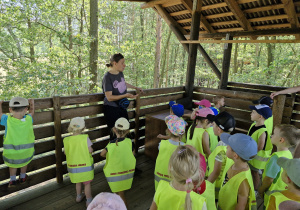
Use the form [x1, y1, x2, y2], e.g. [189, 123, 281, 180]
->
[281, 0, 300, 39]
[141, 0, 181, 9]
[224, 0, 256, 39]
[180, 0, 216, 33]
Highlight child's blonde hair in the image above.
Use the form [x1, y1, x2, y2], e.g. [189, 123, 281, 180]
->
[213, 95, 225, 104]
[275, 124, 300, 147]
[112, 127, 130, 146]
[169, 145, 204, 210]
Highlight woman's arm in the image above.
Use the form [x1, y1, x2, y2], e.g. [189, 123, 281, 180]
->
[270, 85, 300, 99]
[126, 82, 143, 93]
[105, 91, 136, 102]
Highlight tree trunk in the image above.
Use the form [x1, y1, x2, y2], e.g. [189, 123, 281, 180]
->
[67, 0, 74, 94]
[153, 13, 162, 88]
[159, 29, 171, 88]
[27, 18, 35, 63]
[233, 43, 238, 73]
[89, 0, 98, 91]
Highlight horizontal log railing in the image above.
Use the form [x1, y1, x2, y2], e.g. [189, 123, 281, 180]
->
[0, 84, 298, 198]
[0, 86, 185, 197]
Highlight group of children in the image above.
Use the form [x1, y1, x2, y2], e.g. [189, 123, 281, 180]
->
[152, 96, 300, 210]
[1, 94, 300, 209]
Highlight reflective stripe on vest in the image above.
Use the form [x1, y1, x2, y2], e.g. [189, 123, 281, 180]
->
[3, 153, 34, 164]
[3, 143, 34, 150]
[106, 172, 134, 182]
[266, 190, 282, 196]
[253, 155, 269, 162]
[154, 174, 171, 183]
[68, 165, 94, 173]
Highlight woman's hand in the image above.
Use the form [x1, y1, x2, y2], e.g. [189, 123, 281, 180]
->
[136, 87, 144, 94]
[126, 93, 138, 99]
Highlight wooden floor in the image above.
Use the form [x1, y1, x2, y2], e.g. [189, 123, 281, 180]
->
[5, 152, 155, 210]
[2, 150, 265, 210]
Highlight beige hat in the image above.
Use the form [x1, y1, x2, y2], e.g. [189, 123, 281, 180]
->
[277, 157, 300, 187]
[9, 97, 29, 107]
[115, 118, 130, 130]
[69, 117, 85, 130]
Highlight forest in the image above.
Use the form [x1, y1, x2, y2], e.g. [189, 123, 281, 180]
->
[0, 0, 299, 100]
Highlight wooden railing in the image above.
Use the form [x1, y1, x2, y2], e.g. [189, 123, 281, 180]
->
[1, 83, 298, 198]
[0, 86, 185, 197]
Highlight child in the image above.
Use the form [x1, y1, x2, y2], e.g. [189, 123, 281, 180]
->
[266, 157, 300, 209]
[259, 124, 300, 207]
[63, 117, 94, 207]
[101, 117, 136, 206]
[194, 99, 211, 109]
[212, 95, 225, 114]
[150, 145, 207, 210]
[186, 108, 214, 160]
[0, 97, 35, 187]
[154, 115, 185, 190]
[87, 192, 127, 210]
[248, 104, 273, 191]
[157, 101, 187, 142]
[206, 112, 235, 200]
[218, 133, 257, 210]
[252, 96, 273, 136]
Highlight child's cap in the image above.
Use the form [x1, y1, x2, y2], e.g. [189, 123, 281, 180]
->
[69, 117, 85, 130]
[249, 104, 272, 119]
[194, 99, 211, 108]
[169, 101, 184, 117]
[207, 111, 235, 132]
[220, 133, 257, 160]
[9, 97, 29, 107]
[195, 108, 214, 118]
[115, 117, 130, 130]
[87, 192, 127, 210]
[277, 157, 300, 187]
[210, 107, 219, 116]
[165, 115, 186, 136]
[252, 96, 273, 107]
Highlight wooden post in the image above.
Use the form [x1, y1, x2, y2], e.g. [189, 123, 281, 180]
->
[220, 33, 233, 89]
[185, 0, 202, 99]
[272, 95, 286, 127]
[53, 96, 63, 183]
[134, 95, 141, 154]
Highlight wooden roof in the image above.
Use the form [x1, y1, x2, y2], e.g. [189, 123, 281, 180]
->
[118, 0, 300, 40]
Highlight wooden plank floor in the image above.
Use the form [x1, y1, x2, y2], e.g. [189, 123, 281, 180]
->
[6, 152, 155, 210]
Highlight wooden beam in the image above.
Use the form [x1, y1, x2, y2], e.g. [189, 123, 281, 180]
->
[281, 0, 300, 39]
[181, 0, 216, 34]
[273, 95, 287, 126]
[141, 0, 180, 9]
[181, 39, 300, 43]
[220, 34, 233, 89]
[243, 4, 285, 13]
[186, 0, 202, 99]
[170, 10, 190, 16]
[206, 12, 234, 19]
[186, 28, 300, 39]
[224, 0, 256, 39]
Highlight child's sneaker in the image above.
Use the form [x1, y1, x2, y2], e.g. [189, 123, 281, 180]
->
[8, 180, 17, 188]
[19, 174, 28, 184]
[76, 193, 85, 203]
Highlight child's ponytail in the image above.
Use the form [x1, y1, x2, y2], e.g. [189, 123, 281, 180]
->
[189, 116, 206, 140]
[185, 178, 194, 210]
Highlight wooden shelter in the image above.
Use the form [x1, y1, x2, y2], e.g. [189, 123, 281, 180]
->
[1, 0, 300, 209]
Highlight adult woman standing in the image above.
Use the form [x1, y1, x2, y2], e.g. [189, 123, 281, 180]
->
[102, 53, 143, 137]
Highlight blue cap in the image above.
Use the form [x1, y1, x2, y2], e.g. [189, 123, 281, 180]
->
[169, 101, 184, 117]
[220, 133, 257, 161]
[252, 96, 273, 107]
[249, 104, 272, 119]
[210, 107, 219, 116]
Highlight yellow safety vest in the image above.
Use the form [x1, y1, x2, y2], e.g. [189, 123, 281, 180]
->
[218, 169, 256, 210]
[206, 126, 218, 152]
[103, 138, 136, 193]
[207, 145, 234, 199]
[201, 180, 217, 210]
[186, 127, 206, 160]
[266, 191, 300, 210]
[154, 140, 184, 190]
[264, 116, 273, 137]
[248, 123, 273, 170]
[180, 117, 187, 143]
[3, 115, 35, 168]
[155, 180, 206, 210]
[64, 134, 94, 183]
[263, 150, 293, 206]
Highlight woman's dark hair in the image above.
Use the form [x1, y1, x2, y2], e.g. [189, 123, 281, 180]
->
[189, 116, 211, 140]
[106, 53, 124, 67]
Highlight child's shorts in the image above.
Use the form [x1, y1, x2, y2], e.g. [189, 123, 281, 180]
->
[83, 180, 93, 185]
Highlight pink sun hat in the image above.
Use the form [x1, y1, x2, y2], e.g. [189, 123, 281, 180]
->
[194, 99, 211, 108]
[195, 108, 214, 118]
